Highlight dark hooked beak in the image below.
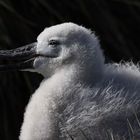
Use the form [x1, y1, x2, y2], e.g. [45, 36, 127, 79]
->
[0, 42, 37, 71]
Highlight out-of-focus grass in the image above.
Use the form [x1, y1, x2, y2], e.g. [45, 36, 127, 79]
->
[0, 0, 140, 139]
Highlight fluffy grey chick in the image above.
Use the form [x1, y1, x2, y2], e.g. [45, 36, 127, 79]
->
[1, 23, 140, 140]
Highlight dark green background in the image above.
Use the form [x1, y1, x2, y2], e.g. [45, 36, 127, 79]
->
[0, 0, 140, 139]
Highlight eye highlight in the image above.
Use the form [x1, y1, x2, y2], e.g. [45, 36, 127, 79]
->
[48, 40, 60, 46]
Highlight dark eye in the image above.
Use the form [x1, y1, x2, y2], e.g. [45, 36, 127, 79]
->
[48, 40, 60, 46]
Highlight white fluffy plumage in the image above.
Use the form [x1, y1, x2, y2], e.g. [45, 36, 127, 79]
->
[20, 23, 140, 140]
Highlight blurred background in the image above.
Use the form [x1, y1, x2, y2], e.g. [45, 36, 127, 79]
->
[0, 0, 140, 139]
